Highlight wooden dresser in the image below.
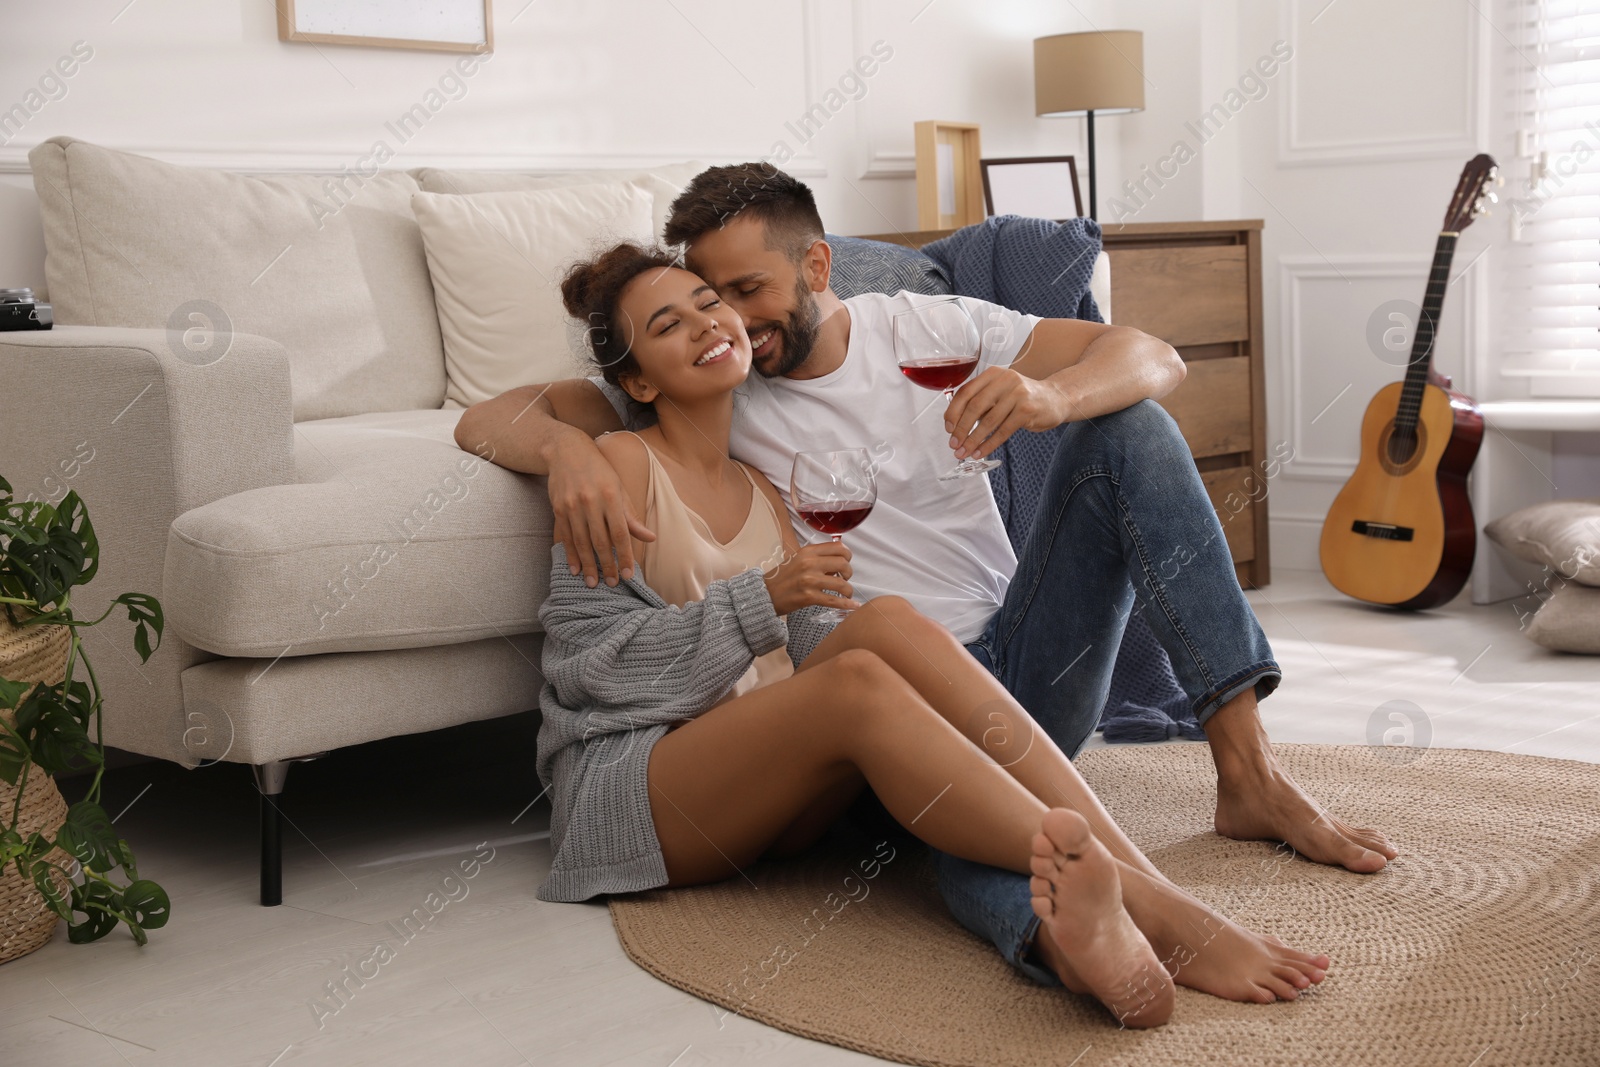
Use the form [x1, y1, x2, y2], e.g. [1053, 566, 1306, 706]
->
[857, 218, 1270, 588]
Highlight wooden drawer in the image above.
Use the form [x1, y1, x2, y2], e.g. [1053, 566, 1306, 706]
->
[1155, 356, 1253, 458]
[1201, 466, 1258, 564]
[1108, 246, 1249, 346]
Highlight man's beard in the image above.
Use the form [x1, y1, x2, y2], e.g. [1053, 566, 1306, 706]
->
[754, 276, 822, 378]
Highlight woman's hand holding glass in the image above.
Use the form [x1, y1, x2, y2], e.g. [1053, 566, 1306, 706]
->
[762, 541, 860, 616]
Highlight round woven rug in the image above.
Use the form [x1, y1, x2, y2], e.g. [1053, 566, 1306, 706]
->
[608, 744, 1600, 1066]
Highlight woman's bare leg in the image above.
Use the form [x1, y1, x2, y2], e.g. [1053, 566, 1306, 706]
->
[802, 599, 1330, 1003]
[761, 768, 867, 860]
[797, 597, 1165, 881]
[647, 648, 1174, 1026]
[648, 648, 1048, 882]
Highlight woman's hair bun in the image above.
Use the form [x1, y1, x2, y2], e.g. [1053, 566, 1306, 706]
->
[560, 242, 680, 388]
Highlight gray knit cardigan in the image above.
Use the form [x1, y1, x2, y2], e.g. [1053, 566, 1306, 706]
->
[534, 544, 837, 903]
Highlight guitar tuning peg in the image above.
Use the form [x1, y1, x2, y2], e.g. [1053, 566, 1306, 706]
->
[1488, 190, 1499, 203]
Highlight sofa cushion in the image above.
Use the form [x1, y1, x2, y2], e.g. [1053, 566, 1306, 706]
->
[163, 409, 552, 657]
[410, 161, 703, 242]
[411, 184, 655, 408]
[1484, 498, 1600, 586]
[29, 136, 447, 421]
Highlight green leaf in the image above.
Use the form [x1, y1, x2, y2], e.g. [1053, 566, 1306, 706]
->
[56, 491, 99, 586]
[66, 878, 119, 944]
[0, 489, 100, 610]
[0, 676, 32, 709]
[111, 837, 138, 881]
[0, 828, 24, 865]
[58, 801, 120, 874]
[11, 681, 96, 777]
[31, 861, 73, 923]
[121, 880, 170, 930]
[113, 593, 164, 662]
[0, 716, 31, 786]
[21, 830, 56, 863]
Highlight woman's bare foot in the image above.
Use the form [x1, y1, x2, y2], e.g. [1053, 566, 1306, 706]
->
[1027, 809, 1175, 1028]
[1116, 862, 1330, 1003]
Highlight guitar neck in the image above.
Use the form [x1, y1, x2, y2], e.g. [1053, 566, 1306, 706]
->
[1395, 232, 1458, 428]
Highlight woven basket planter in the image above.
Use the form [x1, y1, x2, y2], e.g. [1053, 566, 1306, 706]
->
[0, 612, 72, 965]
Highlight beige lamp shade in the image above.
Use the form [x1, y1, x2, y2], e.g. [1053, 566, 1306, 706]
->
[1034, 31, 1145, 116]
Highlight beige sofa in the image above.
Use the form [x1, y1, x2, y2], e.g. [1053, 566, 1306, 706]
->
[2, 137, 714, 904]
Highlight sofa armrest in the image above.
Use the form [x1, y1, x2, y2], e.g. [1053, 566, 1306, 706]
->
[0, 325, 295, 511]
[0, 325, 294, 764]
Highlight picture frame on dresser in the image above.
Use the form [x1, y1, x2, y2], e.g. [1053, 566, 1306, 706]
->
[855, 219, 1270, 589]
[979, 156, 1084, 219]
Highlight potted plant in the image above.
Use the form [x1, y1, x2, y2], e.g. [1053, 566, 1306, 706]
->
[0, 475, 169, 956]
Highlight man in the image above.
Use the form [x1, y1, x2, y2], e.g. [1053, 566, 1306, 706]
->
[456, 162, 1395, 989]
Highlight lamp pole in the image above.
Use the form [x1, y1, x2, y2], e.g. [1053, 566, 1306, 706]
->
[1086, 108, 1097, 221]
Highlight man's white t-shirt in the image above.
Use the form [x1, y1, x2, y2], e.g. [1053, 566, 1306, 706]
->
[595, 290, 1042, 643]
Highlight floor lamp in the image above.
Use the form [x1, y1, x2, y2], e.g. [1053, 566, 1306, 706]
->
[1033, 31, 1145, 222]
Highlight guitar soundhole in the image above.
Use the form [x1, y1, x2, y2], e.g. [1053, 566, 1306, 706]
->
[1380, 421, 1427, 475]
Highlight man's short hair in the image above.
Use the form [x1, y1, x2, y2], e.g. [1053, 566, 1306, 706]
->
[663, 163, 825, 262]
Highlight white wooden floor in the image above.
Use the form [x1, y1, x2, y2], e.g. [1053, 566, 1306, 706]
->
[3, 568, 1597, 1066]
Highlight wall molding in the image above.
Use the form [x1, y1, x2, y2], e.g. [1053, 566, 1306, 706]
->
[0, 143, 826, 177]
[1278, 253, 1485, 482]
[1276, 0, 1486, 167]
[853, 0, 915, 179]
[1268, 513, 1326, 571]
[786, 0, 829, 176]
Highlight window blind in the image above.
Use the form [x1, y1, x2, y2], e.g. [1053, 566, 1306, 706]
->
[1504, 0, 1600, 392]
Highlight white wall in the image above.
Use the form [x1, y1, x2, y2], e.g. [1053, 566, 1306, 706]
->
[0, 0, 1118, 298]
[1226, 0, 1497, 568]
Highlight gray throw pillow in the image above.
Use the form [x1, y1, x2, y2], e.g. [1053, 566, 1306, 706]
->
[1526, 581, 1600, 654]
[1484, 499, 1600, 586]
[825, 234, 951, 300]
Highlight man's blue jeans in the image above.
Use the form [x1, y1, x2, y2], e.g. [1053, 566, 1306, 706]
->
[937, 399, 1281, 986]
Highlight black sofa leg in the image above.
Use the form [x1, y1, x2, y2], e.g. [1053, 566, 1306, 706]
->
[260, 790, 283, 906]
[251, 754, 327, 907]
[252, 761, 290, 906]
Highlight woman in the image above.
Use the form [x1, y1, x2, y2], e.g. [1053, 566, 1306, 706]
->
[534, 242, 1330, 1028]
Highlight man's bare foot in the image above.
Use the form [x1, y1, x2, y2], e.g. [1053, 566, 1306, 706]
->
[1214, 760, 1397, 874]
[1203, 692, 1397, 873]
[1027, 809, 1175, 1028]
[1117, 862, 1330, 1003]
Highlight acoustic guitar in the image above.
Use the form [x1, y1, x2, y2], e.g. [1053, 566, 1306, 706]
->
[1319, 154, 1499, 610]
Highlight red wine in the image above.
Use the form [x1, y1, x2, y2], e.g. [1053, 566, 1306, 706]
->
[899, 356, 977, 392]
[798, 503, 874, 535]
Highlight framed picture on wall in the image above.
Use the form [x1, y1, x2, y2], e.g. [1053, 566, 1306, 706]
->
[979, 156, 1084, 220]
[277, 0, 494, 54]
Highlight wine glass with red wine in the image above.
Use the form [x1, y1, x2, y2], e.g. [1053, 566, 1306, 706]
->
[893, 296, 1000, 481]
[790, 448, 877, 619]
